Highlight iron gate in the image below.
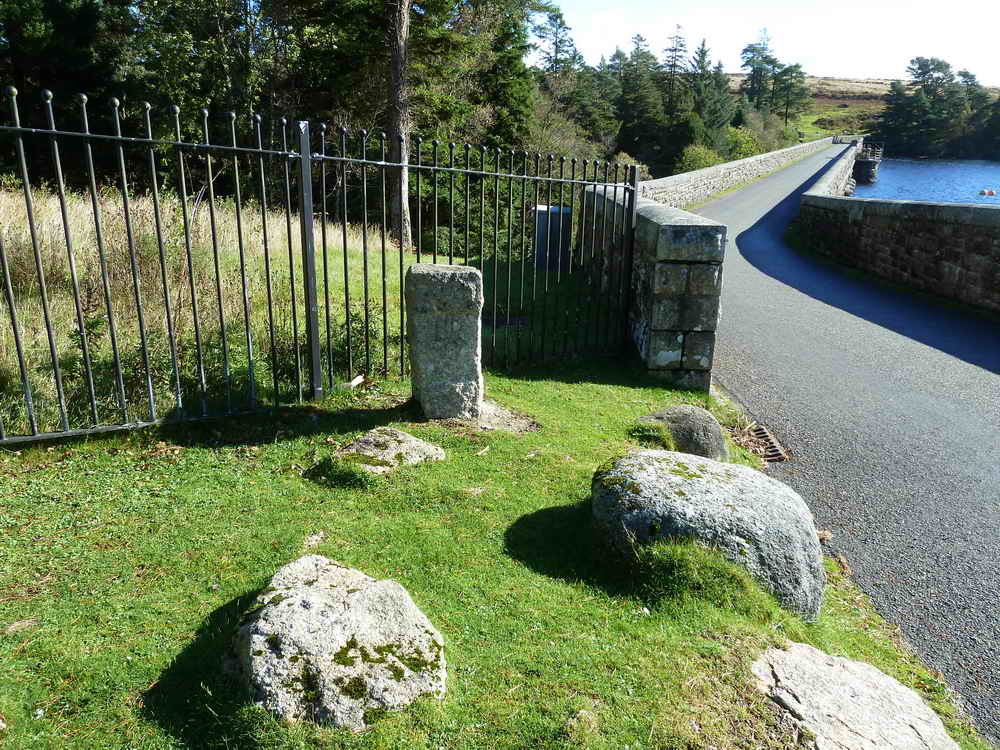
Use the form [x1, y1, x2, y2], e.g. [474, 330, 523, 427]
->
[0, 86, 637, 445]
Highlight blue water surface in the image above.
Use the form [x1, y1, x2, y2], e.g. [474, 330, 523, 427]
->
[853, 158, 1000, 204]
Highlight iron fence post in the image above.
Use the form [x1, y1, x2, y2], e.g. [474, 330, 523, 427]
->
[297, 120, 324, 400]
[622, 165, 640, 347]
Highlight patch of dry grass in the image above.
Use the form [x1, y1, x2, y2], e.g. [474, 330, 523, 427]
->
[0, 185, 407, 433]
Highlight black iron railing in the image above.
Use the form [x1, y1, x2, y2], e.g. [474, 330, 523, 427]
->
[0, 86, 637, 445]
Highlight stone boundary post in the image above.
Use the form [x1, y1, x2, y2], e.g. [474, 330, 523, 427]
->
[404, 264, 485, 419]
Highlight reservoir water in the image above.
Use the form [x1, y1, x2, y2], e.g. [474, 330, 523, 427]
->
[852, 158, 1000, 205]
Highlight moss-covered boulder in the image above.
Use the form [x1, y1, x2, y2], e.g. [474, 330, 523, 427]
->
[592, 450, 824, 620]
[637, 404, 728, 460]
[337, 427, 444, 475]
[235, 555, 446, 730]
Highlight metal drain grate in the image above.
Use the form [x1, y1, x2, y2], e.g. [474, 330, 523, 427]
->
[752, 423, 791, 463]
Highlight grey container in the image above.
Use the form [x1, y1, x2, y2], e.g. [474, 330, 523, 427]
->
[533, 205, 573, 272]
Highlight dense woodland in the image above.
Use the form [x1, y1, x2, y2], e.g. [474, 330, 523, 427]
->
[876, 57, 1000, 159]
[0, 1, 812, 178]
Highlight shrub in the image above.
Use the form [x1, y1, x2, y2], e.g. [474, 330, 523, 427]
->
[675, 144, 725, 174]
[725, 126, 764, 160]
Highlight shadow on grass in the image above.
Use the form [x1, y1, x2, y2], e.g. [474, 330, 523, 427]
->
[504, 500, 784, 621]
[159, 398, 422, 449]
[141, 591, 265, 750]
[503, 500, 634, 599]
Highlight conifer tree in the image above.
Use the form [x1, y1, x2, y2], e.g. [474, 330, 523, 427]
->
[661, 25, 689, 124]
[616, 35, 668, 172]
[772, 63, 810, 125]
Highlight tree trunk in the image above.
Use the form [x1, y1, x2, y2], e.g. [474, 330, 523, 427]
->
[386, 0, 413, 250]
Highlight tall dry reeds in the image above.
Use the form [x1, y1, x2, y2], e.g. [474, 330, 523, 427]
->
[0, 185, 409, 435]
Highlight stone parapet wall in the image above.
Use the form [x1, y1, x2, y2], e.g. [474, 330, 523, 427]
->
[640, 137, 834, 208]
[798, 192, 1000, 316]
[810, 142, 860, 197]
[584, 186, 726, 390]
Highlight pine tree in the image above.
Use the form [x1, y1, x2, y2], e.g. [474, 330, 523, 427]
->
[533, 11, 583, 75]
[772, 63, 810, 125]
[687, 41, 735, 153]
[661, 25, 688, 124]
[478, 6, 535, 148]
[616, 35, 668, 173]
[739, 29, 779, 112]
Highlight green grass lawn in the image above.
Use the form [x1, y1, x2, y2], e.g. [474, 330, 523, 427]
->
[0, 360, 990, 749]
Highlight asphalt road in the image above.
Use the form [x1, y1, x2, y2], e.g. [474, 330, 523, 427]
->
[694, 143, 1000, 742]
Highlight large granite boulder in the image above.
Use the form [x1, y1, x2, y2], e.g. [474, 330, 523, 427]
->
[752, 642, 959, 749]
[338, 427, 445, 475]
[405, 264, 484, 420]
[236, 555, 446, 730]
[638, 404, 729, 460]
[591, 450, 824, 619]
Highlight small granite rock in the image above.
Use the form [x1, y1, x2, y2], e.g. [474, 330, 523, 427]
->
[236, 555, 446, 731]
[638, 404, 728, 460]
[592, 449, 824, 619]
[338, 427, 444, 475]
[752, 642, 959, 749]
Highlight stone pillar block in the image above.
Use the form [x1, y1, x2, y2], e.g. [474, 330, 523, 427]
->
[405, 264, 484, 420]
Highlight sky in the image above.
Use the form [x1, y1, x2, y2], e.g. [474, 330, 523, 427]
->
[546, 0, 1000, 86]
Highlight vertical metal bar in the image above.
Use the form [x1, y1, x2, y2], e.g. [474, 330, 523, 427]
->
[491, 147, 501, 361]
[359, 129, 372, 376]
[540, 154, 554, 359]
[432, 140, 439, 264]
[110, 99, 156, 422]
[77, 95, 127, 421]
[320, 124, 332, 390]
[229, 112, 256, 408]
[281, 119, 303, 400]
[7, 87, 69, 430]
[253, 115, 279, 405]
[478, 146, 487, 272]
[463, 144, 471, 266]
[504, 150, 514, 367]
[415, 137, 423, 264]
[622, 166, 640, 348]
[555, 156, 567, 357]
[516, 151, 529, 364]
[576, 160, 591, 352]
[43, 90, 98, 424]
[143, 102, 182, 414]
[172, 106, 207, 415]
[339, 127, 353, 379]
[529, 153, 542, 360]
[201, 108, 231, 412]
[587, 161, 602, 350]
[448, 142, 455, 264]
[0, 232, 36, 435]
[379, 132, 389, 376]
[555, 157, 566, 283]
[578, 160, 590, 273]
[564, 157, 578, 356]
[597, 161, 612, 348]
[607, 163, 623, 347]
[297, 121, 324, 400]
[398, 135, 406, 378]
[589, 161, 601, 268]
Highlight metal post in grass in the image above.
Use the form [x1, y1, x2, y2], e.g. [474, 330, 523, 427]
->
[297, 121, 324, 401]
